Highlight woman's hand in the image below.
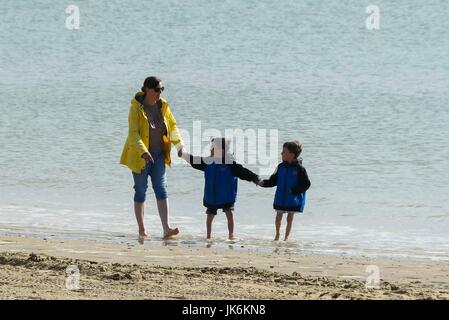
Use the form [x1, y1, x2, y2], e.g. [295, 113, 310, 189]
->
[257, 180, 265, 187]
[142, 152, 154, 164]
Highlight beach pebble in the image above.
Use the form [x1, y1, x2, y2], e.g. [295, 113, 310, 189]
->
[28, 253, 43, 262]
[109, 273, 132, 281]
[110, 273, 121, 280]
[319, 292, 329, 298]
[389, 284, 400, 290]
[392, 289, 408, 294]
[124, 273, 133, 280]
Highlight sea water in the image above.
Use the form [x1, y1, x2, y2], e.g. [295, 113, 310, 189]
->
[1, 0, 448, 261]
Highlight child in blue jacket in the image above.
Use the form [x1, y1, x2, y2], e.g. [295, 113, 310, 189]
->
[259, 141, 311, 241]
[182, 137, 260, 240]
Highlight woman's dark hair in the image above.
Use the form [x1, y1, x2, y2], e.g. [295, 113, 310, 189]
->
[283, 140, 303, 159]
[141, 76, 162, 91]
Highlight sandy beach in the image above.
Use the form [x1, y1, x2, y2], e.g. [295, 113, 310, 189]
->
[0, 235, 448, 300]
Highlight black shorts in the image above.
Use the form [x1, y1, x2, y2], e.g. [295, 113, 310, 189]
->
[206, 206, 234, 215]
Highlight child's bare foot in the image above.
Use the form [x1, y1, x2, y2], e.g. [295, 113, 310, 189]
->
[274, 234, 280, 241]
[163, 227, 179, 240]
[206, 239, 213, 248]
[283, 237, 289, 242]
[228, 234, 235, 241]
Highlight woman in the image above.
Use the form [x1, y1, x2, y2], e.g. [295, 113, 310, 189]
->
[120, 76, 184, 242]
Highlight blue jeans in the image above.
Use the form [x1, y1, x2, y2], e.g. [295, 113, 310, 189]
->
[132, 151, 167, 203]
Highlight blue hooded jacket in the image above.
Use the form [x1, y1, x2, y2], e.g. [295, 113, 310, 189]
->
[185, 154, 260, 209]
[262, 159, 311, 212]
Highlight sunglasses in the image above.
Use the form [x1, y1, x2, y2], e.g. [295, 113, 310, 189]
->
[152, 86, 164, 93]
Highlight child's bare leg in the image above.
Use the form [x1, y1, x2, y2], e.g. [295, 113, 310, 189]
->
[206, 213, 215, 240]
[225, 210, 235, 240]
[274, 212, 283, 241]
[284, 212, 295, 241]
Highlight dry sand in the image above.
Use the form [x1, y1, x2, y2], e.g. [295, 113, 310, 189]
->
[0, 236, 448, 300]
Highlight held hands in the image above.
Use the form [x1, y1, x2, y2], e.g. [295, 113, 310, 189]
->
[178, 147, 191, 162]
[256, 180, 265, 187]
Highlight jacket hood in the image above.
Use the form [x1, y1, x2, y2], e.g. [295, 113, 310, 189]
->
[131, 91, 166, 109]
[283, 157, 303, 166]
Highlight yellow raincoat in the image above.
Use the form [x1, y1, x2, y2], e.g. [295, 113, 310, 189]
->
[120, 92, 184, 173]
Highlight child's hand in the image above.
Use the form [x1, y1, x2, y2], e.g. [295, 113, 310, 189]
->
[257, 180, 265, 187]
[180, 150, 190, 161]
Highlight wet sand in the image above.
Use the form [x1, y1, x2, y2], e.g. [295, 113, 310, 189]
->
[0, 236, 448, 300]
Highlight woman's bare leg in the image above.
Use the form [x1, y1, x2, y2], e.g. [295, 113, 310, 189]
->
[157, 198, 179, 239]
[134, 201, 147, 238]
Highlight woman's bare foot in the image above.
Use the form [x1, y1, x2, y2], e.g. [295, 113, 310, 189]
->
[138, 229, 148, 244]
[274, 234, 280, 241]
[228, 234, 235, 241]
[163, 227, 179, 240]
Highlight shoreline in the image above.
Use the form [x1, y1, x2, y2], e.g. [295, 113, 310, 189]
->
[1, 226, 447, 264]
[1, 235, 448, 299]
